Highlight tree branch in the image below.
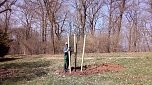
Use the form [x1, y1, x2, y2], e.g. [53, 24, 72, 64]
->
[0, 9, 11, 14]
[0, 0, 7, 8]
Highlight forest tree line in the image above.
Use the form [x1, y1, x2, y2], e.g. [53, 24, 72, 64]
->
[0, 0, 152, 55]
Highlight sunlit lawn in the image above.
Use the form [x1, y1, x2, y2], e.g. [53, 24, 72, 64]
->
[0, 52, 152, 85]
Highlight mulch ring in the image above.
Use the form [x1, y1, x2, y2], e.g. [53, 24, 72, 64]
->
[55, 63, 124, 76]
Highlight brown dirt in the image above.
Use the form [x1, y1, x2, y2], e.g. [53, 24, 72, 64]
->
[56, 63, 124, 76]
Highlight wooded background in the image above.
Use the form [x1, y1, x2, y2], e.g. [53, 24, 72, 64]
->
[0, 0, 152, 55]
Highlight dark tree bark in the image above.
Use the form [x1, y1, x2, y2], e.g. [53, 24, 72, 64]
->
[115, 0, 126, 52]
[107, 0, 113, 53]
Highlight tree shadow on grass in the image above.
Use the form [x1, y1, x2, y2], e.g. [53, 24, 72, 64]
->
[0, 60, 51, 84]
[71, 65, 88, 72]
[0, 58, 21, 62]
[0, 60, 51, 69]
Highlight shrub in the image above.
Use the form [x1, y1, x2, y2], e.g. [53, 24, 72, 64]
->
[0, 29, 11, 57]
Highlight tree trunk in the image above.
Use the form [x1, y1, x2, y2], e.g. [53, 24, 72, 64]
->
[107, 0, 113, 53]
[115, 0, 126, 52]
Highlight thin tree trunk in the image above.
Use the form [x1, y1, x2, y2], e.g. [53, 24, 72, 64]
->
[128, 23, 132, 52]
[107, 0, 113, 53]
[51, 24, 55, 54]
[42, 13, 47, 54]
[43, 0, 56, 54]
[115, 0, 126, 52]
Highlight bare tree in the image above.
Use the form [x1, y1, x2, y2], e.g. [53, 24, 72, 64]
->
[43, 0, 68, 54]
[74, 0, 89, 38]
[35, 0, 48, 54]
[114, 0, 126, 52]
[0, 0, 17, 13]
[0, 0, 17, 33]
[2, 0, 152, 54]
[0, 0, 10, 13]
[87, 0, 103, 36]
[16, 0, 38, 54]
[107, 0, 113, 53]
[125, 0, 139, 52]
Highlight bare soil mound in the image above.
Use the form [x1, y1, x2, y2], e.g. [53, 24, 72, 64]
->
[56, 63, 124, 76]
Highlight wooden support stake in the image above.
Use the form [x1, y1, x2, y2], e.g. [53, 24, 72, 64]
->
[68, 34, 71, 73]
[81, 35, 86, 72]
[74, 34, 77, 72]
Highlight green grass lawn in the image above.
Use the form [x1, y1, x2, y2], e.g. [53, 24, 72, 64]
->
[0, 52, 152, 85]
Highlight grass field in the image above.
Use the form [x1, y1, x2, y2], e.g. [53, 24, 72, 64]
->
[0, 52, 152, 85]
